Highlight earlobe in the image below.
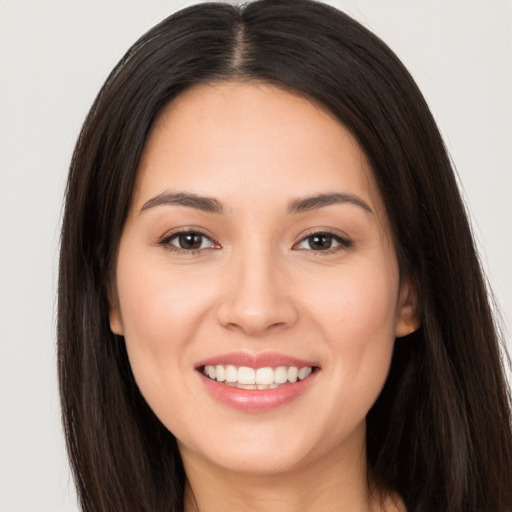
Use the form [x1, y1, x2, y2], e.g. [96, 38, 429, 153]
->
[109, 308, 124, 336]
[395, 278, 420, 338]
[107, 284, 124, 336]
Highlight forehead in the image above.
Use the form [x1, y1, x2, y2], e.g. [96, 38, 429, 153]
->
[133, 81, 383, 215]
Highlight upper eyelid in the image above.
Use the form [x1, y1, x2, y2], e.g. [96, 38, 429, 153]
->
[292, 230, 353, 254]
[158, 230, 219, 255]
[159, 227, 217, 243]
[297, 233, 344, 243]
[295, 227, 351, 243]
[157, 227, 351, 249]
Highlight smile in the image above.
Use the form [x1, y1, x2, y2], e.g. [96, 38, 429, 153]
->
[202, 365, 313, 389]
[195, 352, 319, 411]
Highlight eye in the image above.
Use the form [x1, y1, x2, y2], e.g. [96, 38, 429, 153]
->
[295, 232, 351, 253]
[160, 230, 218, 253]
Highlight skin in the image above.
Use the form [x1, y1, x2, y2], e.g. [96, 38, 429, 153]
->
[110, 82, 417, 511]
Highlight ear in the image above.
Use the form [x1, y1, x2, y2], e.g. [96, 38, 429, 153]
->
[107, 283, 124, 336]
[395, 277, 420, 338]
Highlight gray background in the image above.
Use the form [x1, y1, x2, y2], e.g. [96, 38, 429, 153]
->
[1, 1, 511, 510]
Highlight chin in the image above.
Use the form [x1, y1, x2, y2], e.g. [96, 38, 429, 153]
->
[184, 440, 310, 476]
[176, 417, 357, 478]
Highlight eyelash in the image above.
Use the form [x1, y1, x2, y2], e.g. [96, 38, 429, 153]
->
[294, 231, 352, 254]
[159, 228, 218, 255]
[158, 229, 352, 255]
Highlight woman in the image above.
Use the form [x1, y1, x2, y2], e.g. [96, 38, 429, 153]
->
[58, 0, 512, 510]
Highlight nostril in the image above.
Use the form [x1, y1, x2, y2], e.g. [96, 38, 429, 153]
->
[217, 300, 299, 336]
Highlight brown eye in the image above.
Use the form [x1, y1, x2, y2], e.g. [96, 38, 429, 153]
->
[160, 231, 217, 252]
[295, 232, 351, 252]
[177, 233, 204, 250]
[307, 234, 334, 250]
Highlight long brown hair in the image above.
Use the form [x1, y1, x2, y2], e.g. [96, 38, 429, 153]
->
[58, 1, 512, 510]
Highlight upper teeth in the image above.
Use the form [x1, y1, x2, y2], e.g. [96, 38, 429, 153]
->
[203, 365, 312, 385]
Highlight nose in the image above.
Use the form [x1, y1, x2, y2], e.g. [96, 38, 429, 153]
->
[217, 249, 299, 337]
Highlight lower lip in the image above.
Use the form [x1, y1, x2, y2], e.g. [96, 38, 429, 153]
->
[199, 371, 318, 412]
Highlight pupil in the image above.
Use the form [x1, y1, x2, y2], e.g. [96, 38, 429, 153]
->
[179, 233, 202, 249]
[310, 234, 331, 250]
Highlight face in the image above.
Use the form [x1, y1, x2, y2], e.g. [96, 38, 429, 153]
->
[110, 82, 417, 476]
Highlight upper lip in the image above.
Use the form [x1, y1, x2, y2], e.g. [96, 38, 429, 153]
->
[195, 351, 319, 369]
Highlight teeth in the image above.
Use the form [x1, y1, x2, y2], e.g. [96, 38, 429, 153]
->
[202, 364, 314, 387]
[216, 365, 225, 382]
[298, 367, 312, 380]
[237, 383, 257, 389]
[255, 367, 274, 385]
[225, 365, 237, 383]
[206, 365, 216, 379]
[274, 366, 288, 384]
[287, 366, 298, 383]
[238, 366, 255, 385]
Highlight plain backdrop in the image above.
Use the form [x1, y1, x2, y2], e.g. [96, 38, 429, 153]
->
[1, 1, 511, 510]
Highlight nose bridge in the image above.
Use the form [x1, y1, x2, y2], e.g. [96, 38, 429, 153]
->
[217, 238, 297, 335]
[237, 244, 278, 304]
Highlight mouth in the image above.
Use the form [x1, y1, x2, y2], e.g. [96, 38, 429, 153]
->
[200, 364, 316, 390]
[195, 352, 320, 411]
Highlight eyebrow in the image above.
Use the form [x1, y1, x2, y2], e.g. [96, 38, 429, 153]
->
[140, 192, 223, 214]
[139, 191, 373, 216]
[288, 193, 373, 214]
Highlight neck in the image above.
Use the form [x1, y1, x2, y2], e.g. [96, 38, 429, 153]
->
[180, 429, 401, 512]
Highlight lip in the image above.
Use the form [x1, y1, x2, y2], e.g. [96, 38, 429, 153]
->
[195, 351, 320, 412]
[195, 351, 318, 369]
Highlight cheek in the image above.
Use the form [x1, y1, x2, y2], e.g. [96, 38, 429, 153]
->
[118, 248, 220, 336]
[115, 259, 216, 400]
[304, 263, 398, 337]
[302, 264, 398, 398]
